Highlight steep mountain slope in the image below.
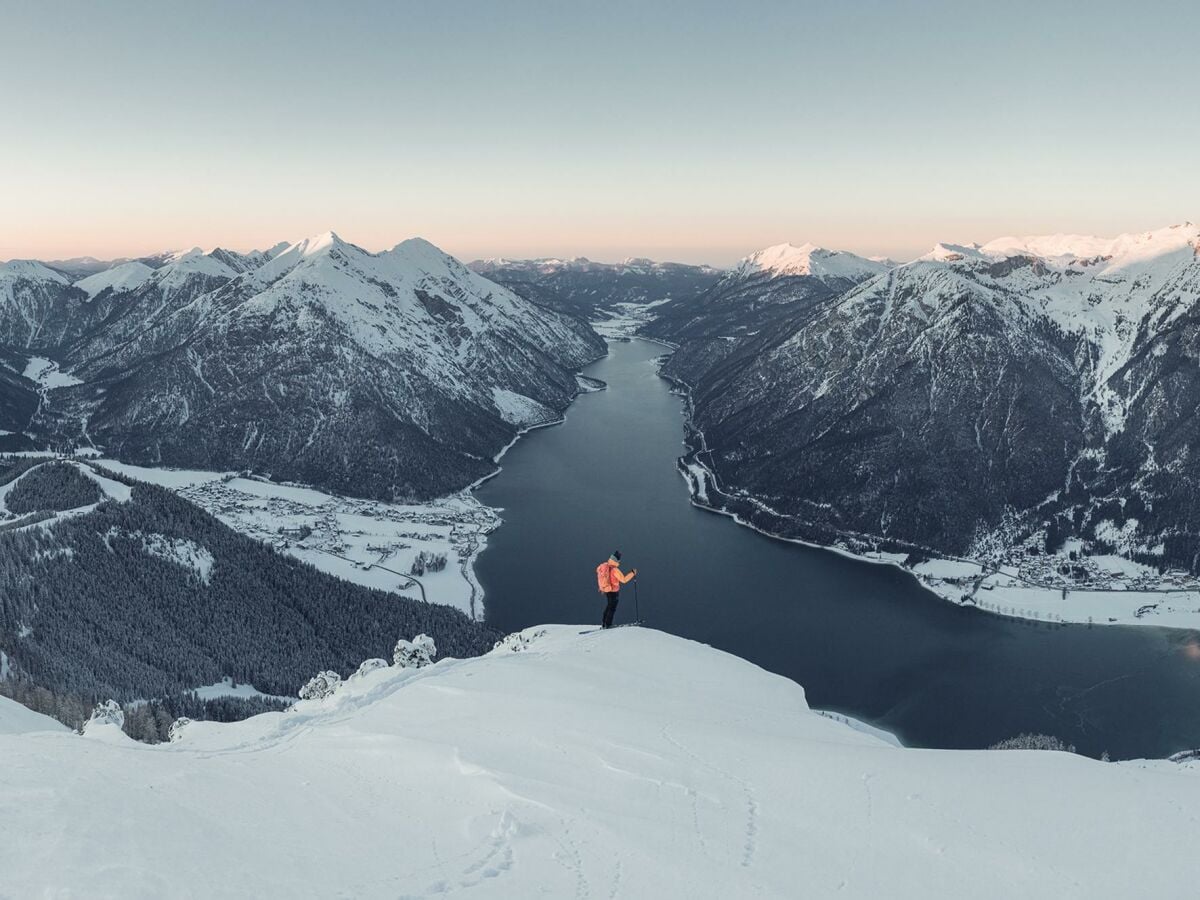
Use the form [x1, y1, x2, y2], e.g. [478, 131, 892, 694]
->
[0, 260, 84, 349]
[471, 255, 720, 318]
[648, 243, 890, 344]
[1, 625, 1196, 898]
[24, 234, 605, 500]
[681, 224, 1200, 570]
[650, 243, 891, 385]
[0, 458, 497, 716]
[0, 355, 38, 445]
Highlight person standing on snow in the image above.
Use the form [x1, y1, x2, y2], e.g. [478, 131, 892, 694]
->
[596, 551, 637, 629]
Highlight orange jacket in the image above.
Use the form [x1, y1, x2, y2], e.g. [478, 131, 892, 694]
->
[597, 560, 636, 593]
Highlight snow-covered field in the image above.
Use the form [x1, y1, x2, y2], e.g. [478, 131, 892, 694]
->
[21, 356, 82, 389]
[916, 557, 1200, 629]
[191, 676, 293, 704]
[1, 625, 1196, 898]
[96, 461, 499, 618]
[591, 299, 672, 338]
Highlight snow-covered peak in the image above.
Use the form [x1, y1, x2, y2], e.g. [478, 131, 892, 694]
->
[74, 261, 154, 298]
[295, 230, 348, 257]
[167, 247, 206, 263]
[387, 236, 462, 272]
[249, 231, 368, 285]
[148, 248, 238, 292]
[916, 242, 988, 263]
[260, 240, 292, 260]
[0, 259, 70, 285]
[735, 243, 891, 281]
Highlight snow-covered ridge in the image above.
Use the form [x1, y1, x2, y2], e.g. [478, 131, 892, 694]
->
[900, 222, 1200, 436]
[980, 221, 1199, 268]
[733, 242, 892, 281]
[1, 625, 1196, 897]
[74, 260, 153, 298]
[0, 259, 71, 284]
[914, 222, 1200, 271]
[473, 255, 720, 275]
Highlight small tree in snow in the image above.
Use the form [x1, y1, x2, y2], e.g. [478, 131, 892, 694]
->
[493, 628, 547, 653]
[168, 717, 192, 742]
[86, 699, 124, 730]
[393, 633, 437, 668]
[299, 670, 343, 700]
[410, 551, 448, 576]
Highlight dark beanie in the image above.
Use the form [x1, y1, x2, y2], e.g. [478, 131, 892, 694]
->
[612, 550, 622, 561]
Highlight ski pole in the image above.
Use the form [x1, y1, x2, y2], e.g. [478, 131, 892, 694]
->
[634, 578, 640, 622]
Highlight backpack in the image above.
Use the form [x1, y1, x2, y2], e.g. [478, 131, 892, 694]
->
[596, 561, 617, 593]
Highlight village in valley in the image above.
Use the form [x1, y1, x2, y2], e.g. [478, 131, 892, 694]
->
[911, 535, 1200, 630]
[96, 461, 500, 619]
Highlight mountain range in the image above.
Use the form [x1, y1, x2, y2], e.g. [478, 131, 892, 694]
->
[8, 222, 1200, 578]
[1, 234, 604, 499]
[470, 255, 721, 318]
[658, 224, 1200, 573]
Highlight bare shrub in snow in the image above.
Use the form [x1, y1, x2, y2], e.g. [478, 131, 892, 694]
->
[393, 634, 437, 668]
[168, 717, 192, 742]
[493, 629, 547, 653]
[352, 658, 389, 680]
[299, 670, 343, 700]
[989, 733, 1076, 753]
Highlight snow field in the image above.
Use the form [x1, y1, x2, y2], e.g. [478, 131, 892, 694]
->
[0, 626, 1197, 898]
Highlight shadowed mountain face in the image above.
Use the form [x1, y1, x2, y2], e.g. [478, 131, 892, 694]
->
[647, 243, 891, 386]
[470, 256, 721, 319]
[2, 235, 605, 501]
[663, 226, 1200, 572]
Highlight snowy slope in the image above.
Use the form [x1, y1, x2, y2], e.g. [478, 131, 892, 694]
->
[0, 696, 68, 734]
[0, 626, 1195, 898]
[74, 260, 154, 298]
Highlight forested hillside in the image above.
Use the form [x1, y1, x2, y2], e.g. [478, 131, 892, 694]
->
[0, 459, 499, 730]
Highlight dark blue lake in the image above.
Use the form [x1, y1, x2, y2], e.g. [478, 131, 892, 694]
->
[477, 339, 1200, 759]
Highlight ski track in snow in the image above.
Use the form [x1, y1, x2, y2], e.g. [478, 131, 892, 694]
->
[660, 724, 760, 870]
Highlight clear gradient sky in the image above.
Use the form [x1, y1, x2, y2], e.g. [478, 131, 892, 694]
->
[2, 0, 1197, 265]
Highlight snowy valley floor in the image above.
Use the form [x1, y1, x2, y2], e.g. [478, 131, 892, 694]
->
[2, 626, 1197, 899]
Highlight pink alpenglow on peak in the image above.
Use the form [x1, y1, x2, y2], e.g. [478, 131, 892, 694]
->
[735, 243, 892, 281]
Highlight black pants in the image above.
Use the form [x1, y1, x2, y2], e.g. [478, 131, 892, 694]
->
[602, 592, 619, 629]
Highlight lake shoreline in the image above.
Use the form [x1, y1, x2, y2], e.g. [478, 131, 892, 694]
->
[654, 346, 1200, 634]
